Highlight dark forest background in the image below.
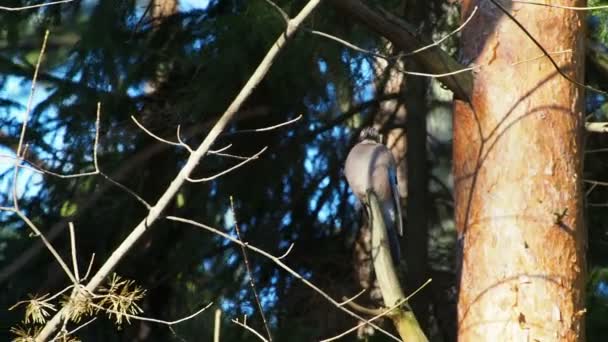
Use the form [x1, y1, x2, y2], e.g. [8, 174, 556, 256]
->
[1, 0, 608, 341]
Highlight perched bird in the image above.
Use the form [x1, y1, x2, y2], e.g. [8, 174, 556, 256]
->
[344, 127, 403, 264]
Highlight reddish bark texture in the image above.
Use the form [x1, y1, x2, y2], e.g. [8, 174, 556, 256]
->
[453, 1, 587, 341]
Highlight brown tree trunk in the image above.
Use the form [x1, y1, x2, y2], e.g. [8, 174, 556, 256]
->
[454, 1, 587, 341]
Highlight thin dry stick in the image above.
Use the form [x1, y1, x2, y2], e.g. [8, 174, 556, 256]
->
[230, 114, 302, 133]
[68, 222, 80, 282]
[214, 309, 221, 342]
[89, 302, 213, 326]
[0, 0, 72, 11]
[230, 197, 272, 342]
[512, 0, 608, 10]
[166, 215, 402, 342]
[232, 318, 269, 342]
[36, 1, 322, 339]
[186, 147, 268, 182]
[488, 0, 608, 95]
[16, 102, 101, 179]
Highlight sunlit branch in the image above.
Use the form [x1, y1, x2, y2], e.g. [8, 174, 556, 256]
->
[36, 0, 322, 338]
[186, 147, 268, 183]
[488, 0, 608, 95]
[0, 0, 73, 11]
[512, 0, 608, 10]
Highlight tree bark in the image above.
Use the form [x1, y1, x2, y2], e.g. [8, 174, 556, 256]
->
[454, 1, 587, 341]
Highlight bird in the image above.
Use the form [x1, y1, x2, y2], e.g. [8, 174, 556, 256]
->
[344, 127, 403, 264]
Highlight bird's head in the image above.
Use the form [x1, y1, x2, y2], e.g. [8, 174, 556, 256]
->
[358, 126, 382, 143]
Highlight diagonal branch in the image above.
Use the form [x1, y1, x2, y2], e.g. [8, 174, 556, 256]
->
[35, 1, 322, 339]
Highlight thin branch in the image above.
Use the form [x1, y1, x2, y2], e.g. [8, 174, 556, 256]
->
[186, 147, 268, 183]
[511, 49, 572, 66]
[16, 31, 49, 158]
[82, 253, 95, 281]
[166, 215, 402, 342]
[0, 0, 72, 11]
[230, 197, 272, 342]
[99, 171, 152, 209]
[214, 309, 221, 342]
[488, 0, 608, 95]
[10, 209, 78, 285]
[68, 222, 80, 282]
[262, 0, 290, 24]
[339, 289, 367, 306]
[36, 1, 323, 339]
[230, 114, 302, 134]
[322, 278, 433, 342]
[403, 5, 478, 56]
[232, 318, 269, 342]
[276, 243, 294, 260]
[308, 29, 479, 78]
[586, 122, 608, 133]
[131, 116, 182, 148]
[90, 302, 213, 325]
[512, 0, 608, 10]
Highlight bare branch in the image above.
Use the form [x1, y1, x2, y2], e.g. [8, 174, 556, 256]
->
[230, 197, 272, 341]
[323, 279, 433, 342]
[166, 215, 402, 342]
[512, 0, 608, 10]
[232, 318, 269, 342]
[36, 1, 323, 338]
[68, 222, 80, 282]
[99, 171, 152, 209]
[308, 29, 479, 78]
[276, 242, 294, 260]
[338, 289, 366, 306]
[230, 114, 303, 134]
[262, 0, 290, 24]
[186, 147, 268, 183]
[90, 302, 213, 325]
[488, 0, 608, 95]
[0, 0, 73, 11]
[586, 122, 608, 133]
[131, 116, 182, 148]
[213, 309, 221, 342]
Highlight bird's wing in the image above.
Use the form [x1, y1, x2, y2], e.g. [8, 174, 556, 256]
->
[389, 163, 404, 236]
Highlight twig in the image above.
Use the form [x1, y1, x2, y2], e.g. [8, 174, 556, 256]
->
[488, 0, 608, 95]
[309, 29, 479, 78]
[99, 171, 152, 209]
[68, 222, 80, 282]
[586, 122, 608, 133]
[131, 116, 182, 148]
[339, 289, 367, 306]
[512, 0, 608, 10]
[230, 114, 303, 134]
[90, 302, 213, 325]
[0, 0, 72, 11]
[36, 1, 323, 339]
[308, 5, 478, 59]
[166, 215, 402, 342]
[230, 197, 273, 342]
[276, 243, 294, 260]
[322, 278, 433, 342]
[186, 147, 268, 182]
[232, 318, 269, 342]
[214, 309, 221, 342]
[262, 0, 290, 24]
